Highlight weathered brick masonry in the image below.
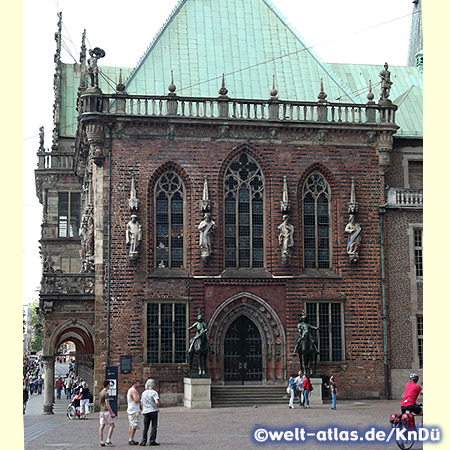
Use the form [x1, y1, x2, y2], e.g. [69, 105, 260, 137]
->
[92, 118, 388, 401]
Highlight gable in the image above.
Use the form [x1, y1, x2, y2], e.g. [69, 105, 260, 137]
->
[124, 0, 354, 102]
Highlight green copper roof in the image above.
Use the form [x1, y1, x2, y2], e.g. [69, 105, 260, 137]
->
[60, 64, 132, 137]
[124, 0, 355, 102]
[328, 63, 423, 137]
[58, 0, 422, 139]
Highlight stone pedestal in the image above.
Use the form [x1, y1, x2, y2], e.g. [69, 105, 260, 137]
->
[184, 377, 211, 409]
[309, 377, 323, 405]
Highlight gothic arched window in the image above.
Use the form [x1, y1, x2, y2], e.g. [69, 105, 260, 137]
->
[154, 171, 185, 268]
[224, 153, 264, 268]
[302, 172, 331, 268]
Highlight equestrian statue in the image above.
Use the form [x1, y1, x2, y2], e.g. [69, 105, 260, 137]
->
[292, 312, 319, 375]
[187, 309, 214, 375]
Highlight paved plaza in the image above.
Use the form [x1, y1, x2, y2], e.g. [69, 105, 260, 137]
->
[23, 392, 424, 450]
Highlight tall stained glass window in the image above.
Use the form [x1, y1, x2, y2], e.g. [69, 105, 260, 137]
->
[155, 171, 184, 268]
[224, 153, 264, 268]
[302, 173, 331, 268]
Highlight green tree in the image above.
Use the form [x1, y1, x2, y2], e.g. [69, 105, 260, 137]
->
[30, 299, 43, 352]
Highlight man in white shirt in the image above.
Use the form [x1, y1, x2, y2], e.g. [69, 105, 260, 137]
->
[127, 380, 141, 445]
[140, 379, 160, 446]
[295, 371, 306, 407]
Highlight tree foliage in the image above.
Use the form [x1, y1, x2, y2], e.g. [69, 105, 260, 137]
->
[29, 299, 43, 352]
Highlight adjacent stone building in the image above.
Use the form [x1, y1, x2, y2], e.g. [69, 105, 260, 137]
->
[35, 0, 422, 412]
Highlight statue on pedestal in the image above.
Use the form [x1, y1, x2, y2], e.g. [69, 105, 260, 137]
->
[292, 312, 319, 375]
[126, 215, 142, 259]
[187, 310, 213, 375]
[278, 215, 294, 265]
[198, 213, 215, 262]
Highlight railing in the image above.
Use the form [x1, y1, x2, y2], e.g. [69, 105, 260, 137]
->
[80, 92, 397, 126]
[36, 151, 74, 170]
[387, 188, 423, 208]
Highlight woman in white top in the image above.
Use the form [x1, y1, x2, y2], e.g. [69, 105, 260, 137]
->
[140, 379, 160, 446]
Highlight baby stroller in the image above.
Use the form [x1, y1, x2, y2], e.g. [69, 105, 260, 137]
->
[66, 393, 82, 420]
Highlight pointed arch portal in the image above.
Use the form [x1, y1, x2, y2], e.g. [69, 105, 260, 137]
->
[208, 293, 286, 384]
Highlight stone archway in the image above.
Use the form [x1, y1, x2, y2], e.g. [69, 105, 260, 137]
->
[208, 293, 286, 384]
[42, 319, 94, 414]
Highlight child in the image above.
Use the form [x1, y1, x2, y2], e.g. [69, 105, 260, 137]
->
[71, 388, 82, 417]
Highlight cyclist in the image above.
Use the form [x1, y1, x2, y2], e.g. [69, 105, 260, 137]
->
[401, 373, 423, 425]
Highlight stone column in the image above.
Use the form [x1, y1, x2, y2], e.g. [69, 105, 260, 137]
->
[42, 355, 55, 414]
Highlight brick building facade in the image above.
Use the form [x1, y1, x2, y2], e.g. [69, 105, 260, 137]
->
[35, 0, 422, 412]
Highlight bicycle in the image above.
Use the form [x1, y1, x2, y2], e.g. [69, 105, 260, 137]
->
[389, 405, 422, 450]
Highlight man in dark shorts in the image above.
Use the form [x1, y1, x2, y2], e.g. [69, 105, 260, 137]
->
[401, 373, 423, 424]
[99, 380, 116, 446]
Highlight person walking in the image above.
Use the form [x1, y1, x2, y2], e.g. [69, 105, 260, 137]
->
[127, 380, 141, 445]
[325, 375, 338, 410]
[303, 374, 311, 408]
[99, 380, 116, 447]
[295, 371, 305, 407]
[23, 381, 29, 414]
[65, 374, 74, 399]
[37, 375, 44, 394]
[140, 379, 160, 446]
[55, 376, 64, 400]
[288, 374, 296, 409]
[80, 381, 90, 419]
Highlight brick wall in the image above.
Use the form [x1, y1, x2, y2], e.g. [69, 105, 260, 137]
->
[91, 120, 389, 401]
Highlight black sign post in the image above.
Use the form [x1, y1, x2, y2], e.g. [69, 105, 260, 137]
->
[105, 365, 118, 415]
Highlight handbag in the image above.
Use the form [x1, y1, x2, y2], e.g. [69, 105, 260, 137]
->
[286, 386, 291, 394]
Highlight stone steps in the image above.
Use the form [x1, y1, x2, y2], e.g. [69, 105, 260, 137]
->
[211, 385, 289, 407]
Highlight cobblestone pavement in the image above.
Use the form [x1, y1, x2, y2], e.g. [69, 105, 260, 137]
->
[23, 393, 425, 450]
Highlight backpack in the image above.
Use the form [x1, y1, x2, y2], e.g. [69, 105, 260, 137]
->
[401, 412, 415, 431]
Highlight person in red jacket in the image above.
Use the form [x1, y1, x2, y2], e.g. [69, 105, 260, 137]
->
[401, 373, 423, 424]
[302, 374, 312, 408]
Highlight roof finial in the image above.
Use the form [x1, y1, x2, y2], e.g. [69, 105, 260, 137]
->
[317, 78, 327, 102]
[116, 68, 126, 93]
[168, 69, 176, 94]
[218, 73, 228, 97]
[366, 78, 374, 103]
[270, 74, 278, 99]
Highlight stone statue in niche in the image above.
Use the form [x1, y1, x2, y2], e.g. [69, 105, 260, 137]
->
[278, 214, 294, 265]
[126, 214, 142, 259]
[198, 213, 215, 262]
[345, 214, 361, 262]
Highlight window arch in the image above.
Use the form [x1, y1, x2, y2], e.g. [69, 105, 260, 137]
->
[154, 171, 185, 268]
[302, 172, 331, 268]
[224, 153, 264, 268]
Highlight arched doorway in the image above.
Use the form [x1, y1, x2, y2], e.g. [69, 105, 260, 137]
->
[224, 315, 262, 384]
[208, 292, 287, 384]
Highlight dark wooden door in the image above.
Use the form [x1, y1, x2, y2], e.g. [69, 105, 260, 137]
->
[224, 315, 262, 384]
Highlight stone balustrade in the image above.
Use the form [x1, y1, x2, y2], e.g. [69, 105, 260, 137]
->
[387, 187, 423, 208]
[36, 151, 74, 170]
[80, 92, 397, 125]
